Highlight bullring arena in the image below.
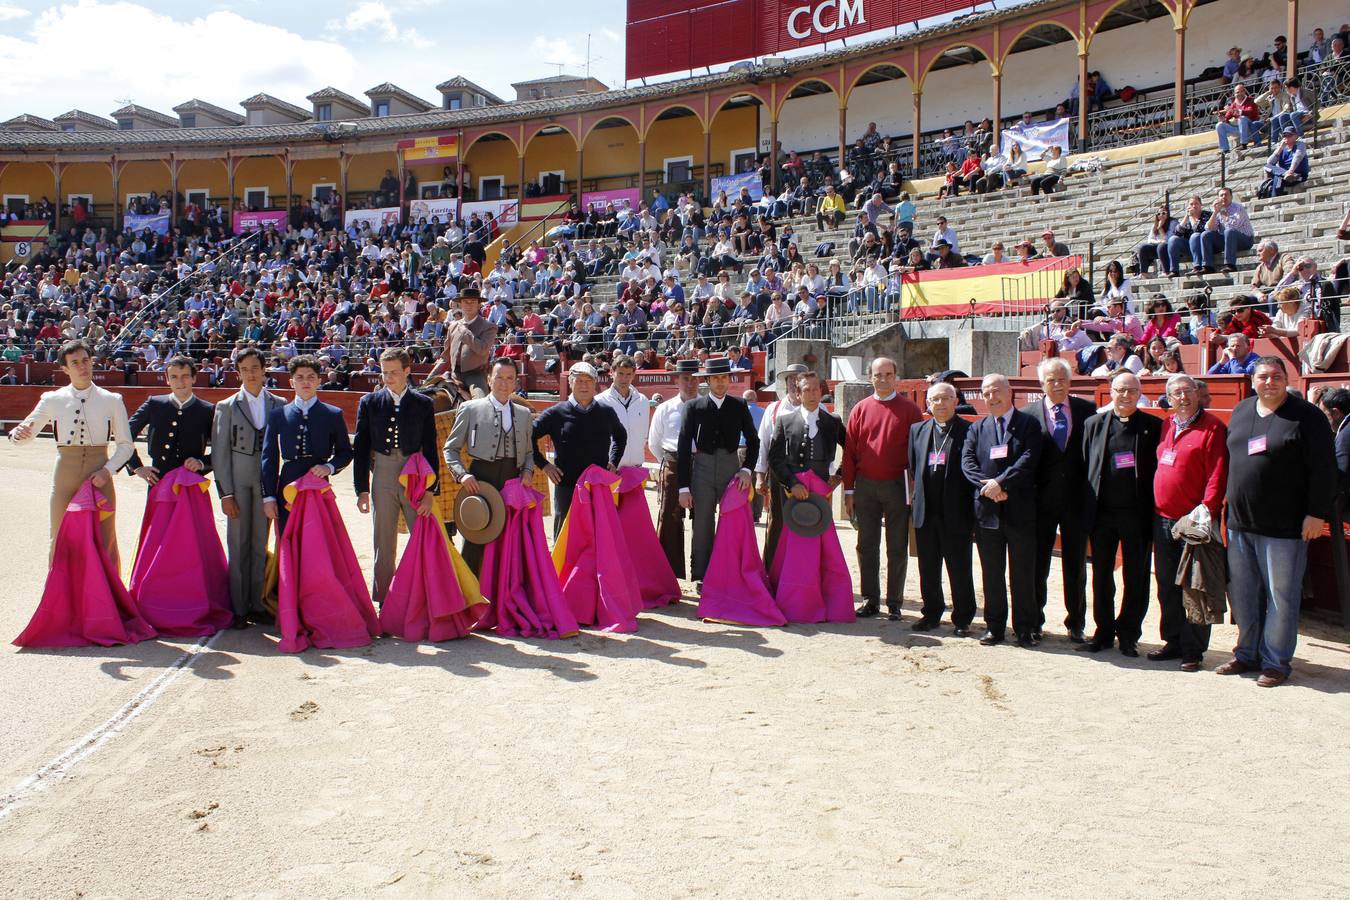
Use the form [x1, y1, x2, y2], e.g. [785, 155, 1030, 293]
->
[2, 0, 1350, 896]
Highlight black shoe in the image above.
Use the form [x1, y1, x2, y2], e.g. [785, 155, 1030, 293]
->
[953, 626, 972, 638]
[249, 610, 276, 626]
[1119, 643, 1140, 658]
[1147, 644, 1181, 662]
[1015, 631, 1035, 648]
[856, 598, 881, 618]
[979, 631, 1003, 646]
[887, 605, 901, 622]
[911, 618, 940, 632]
[1067, 627, 1086, 643]
[1077, 638, 1110, 653]
[1030, 629, 1043, 645]
[230, 615, 249, 630]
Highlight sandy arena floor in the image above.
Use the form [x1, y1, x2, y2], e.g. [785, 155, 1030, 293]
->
[1, 440, 1348, 899]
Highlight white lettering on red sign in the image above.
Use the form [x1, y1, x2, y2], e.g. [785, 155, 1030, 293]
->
[786, 0, 866, 40]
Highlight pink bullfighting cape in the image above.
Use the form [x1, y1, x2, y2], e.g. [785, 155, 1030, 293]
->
[276, 473, 380, 653]
[379, 455, 488, 642]
[616, 465, 682, 608]
[552, 465, 641, 633]
[768, 470, 855, 624]
[697, 481, 785, 627]
[15, 480, 156, 648]
[480, 478, 578, 639]
[129, 466, 233, 636]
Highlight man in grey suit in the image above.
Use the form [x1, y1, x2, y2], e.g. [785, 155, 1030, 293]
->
[443, 357, 535, 574]
[212, 348, 283, 629]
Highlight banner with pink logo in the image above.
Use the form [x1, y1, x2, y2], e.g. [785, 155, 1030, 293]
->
[582, 188, 641, 212]
[344, 206, 403, 231]
[460, 199, 518, 228]
[232, 209, 289, 233]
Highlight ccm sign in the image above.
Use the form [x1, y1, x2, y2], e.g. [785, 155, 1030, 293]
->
[786, 0, 865, 39]
[625, 1, 976, 80]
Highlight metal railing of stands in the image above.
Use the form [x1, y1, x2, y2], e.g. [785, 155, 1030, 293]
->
[1087, 93, 1178, 152]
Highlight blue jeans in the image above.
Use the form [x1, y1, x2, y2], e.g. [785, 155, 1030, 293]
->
[1215, 118, 1252, 152]
[1226, 528, 1307, 675]
[1164, 235, 1193, 273]
[1188, 228, 1253, 269]
[1273, 110, 1305, 136]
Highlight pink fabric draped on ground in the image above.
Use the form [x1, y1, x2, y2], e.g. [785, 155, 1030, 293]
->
[14, 480, 156, 648]
[276, 473, 380, 653]
[553, 465, 641, 633]
[479, 478, 578, 639]
[697, 481, 785, 627]
[616, 465, 682, 608]
[768, 470, 855, 624]
[128, 466, 233, 636]
[379, 455, 488, 642]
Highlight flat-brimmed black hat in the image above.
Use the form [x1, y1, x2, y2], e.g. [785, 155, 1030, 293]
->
[458, 287, 482, 301]
[701, 358, 733, 376]
[674, 359, 701, 375]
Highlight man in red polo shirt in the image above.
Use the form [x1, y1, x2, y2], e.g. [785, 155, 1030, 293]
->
[1150, 373, 1228, 671]
[843, 357, 924, 620]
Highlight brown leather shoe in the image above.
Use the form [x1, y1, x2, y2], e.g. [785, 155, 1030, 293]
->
[1215, 658, 1256, 676]
[1179, 660, 1202, 672]
[1256, 669, 1289, 687]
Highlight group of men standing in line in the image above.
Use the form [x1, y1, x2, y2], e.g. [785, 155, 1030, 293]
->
[10, 329, 1346, 685]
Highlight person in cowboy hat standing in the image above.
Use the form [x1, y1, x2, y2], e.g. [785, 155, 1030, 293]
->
[443, 357, 535, 574]
[427, 287, 497, 398]
[677, 357, 759, 585]
[533, 362, 627, 539]
[647, 359, 701, 577]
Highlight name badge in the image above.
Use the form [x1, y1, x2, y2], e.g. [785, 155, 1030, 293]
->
[1160, 449, 1178, 467]
[990, 444, 1009, 460]
[1248, 435, 1268, 455]
[1113, 451, 1136, 469]
[928, 450, 947, 467]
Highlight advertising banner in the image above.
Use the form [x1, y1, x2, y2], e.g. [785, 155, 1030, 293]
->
[461, 198, 519, 227]
[232, 209, 289, 233]
[123, 211, 170, 235]
[581, 188, 642, 211]
[999, 118, 1073, 163]
[711, 171, 764, 201]
[344, 206, 403, 230]
[408, 197, 460, 225]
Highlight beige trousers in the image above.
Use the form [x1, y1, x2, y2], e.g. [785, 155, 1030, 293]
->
[51, 446, 119, 571]
[370, 451, 417, 605]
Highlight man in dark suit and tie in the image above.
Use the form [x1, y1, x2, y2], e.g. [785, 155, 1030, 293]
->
[677, 358, 760, 584]
[1021, 357, 1096, 643]
[908, 381, 977, 635]
[961, 373, 1043, 647]
[1080, 371, 1162, 656]
[353, 348, 440, 605]
[261, 355, 354, 537]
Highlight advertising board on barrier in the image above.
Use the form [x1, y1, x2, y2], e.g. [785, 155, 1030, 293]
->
[711, 171, 764, 201]
[344, 206, 402, 230]
[625, 0, 978, 80]
[581, 188, 641, 211]
[123, 211, 170, 235]
[408, 197, 459, 225]
[232, 209, 289, 233]
[460, 199, 519, 227]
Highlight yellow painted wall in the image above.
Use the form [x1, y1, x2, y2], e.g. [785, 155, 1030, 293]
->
[292, 158, 342, 200]
[176, 159, 229, 202]
[582, 120, 640, 185]
[119, 160, 171, 202]
[346, 151, 398, 196]
[464, 136, 520, 195]
[233, 155, 286, 206]
[523, 130, 579, 189]
[0, 161, 54, 203]
[61, 162, 112, 206]
[708, 105, 759, 169]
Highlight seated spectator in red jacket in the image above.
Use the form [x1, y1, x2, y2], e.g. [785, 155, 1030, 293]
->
[1215, 84, 1260, 154]
[1218, 294, 1272, 340]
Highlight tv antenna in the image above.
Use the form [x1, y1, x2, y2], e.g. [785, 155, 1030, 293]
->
[543, 62, 567, 78]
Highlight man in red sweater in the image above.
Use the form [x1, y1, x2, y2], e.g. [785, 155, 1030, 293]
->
[843, 357, 924, 619]
[1150, 373, 1228, 671]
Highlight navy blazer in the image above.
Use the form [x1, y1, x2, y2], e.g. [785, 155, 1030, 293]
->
[351, 387, 439, 495]
[261, 399, 353, 500]
[960, 409, 1043, 529]
[1336, 421, 1350, 494]
[908, 416, 975, 534]
[125, 394, 215, 475]
[1020, 395, 1097, 506]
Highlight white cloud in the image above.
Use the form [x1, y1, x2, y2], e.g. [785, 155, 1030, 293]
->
[326, 1, 428, 48]
[0, 5, 27, 22]
[0, 1, 360, 119]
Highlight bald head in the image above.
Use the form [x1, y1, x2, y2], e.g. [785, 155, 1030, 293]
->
[981, 374, 1011, 416]
[1110, 371, 1142, 417]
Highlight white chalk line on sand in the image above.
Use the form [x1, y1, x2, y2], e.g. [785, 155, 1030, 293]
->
[0, 632, 221, 822]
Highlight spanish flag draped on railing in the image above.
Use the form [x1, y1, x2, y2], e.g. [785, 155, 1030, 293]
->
[900, 255, 1082, 319]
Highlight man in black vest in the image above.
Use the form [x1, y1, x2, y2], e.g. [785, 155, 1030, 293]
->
[961, 374, 1043, 647]
[678, 358, 759, 584]
[767, 371, 844, 490]
[353, 347, 440, 605]
[1081, 370, 1162, 656]
[908, 381, 977, 635]
[1021, 357, 1096, 643]
[126, 354, 214, 485]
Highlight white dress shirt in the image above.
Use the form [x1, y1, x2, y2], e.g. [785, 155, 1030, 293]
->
[488, 394, 513, 433]
[239, 387, 266, 430]
[754, 396, 798, 474]
[799, 405, 820, 438]
[12, 383, 134, 474]
[596, 384, 651, 468]
[648, 394, 692, 458]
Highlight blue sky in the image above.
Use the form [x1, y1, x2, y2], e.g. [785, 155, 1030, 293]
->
[0, 0, 1006, 120]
